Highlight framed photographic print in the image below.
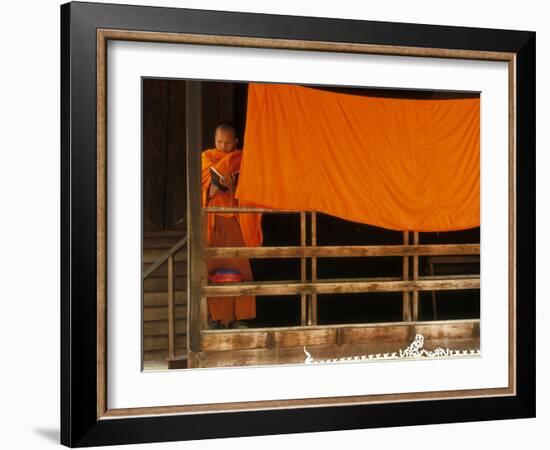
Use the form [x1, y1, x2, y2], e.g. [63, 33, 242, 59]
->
[60, 1, 536, 447]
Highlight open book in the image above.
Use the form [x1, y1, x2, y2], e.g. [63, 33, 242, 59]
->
[210, 167, 240, 191]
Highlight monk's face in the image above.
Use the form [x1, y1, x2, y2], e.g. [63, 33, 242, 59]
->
[214, 128, 238, 152]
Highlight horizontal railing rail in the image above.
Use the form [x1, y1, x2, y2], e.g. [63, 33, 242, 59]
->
[200, 318, 481, 334]
[203, 277, 479, 296]
[205, 243, 479, 258]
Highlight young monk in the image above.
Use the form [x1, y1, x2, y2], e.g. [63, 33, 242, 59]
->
[201, 122, 262, 329]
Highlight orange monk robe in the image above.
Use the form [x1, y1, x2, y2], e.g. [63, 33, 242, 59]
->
[201, 149, 263, 325]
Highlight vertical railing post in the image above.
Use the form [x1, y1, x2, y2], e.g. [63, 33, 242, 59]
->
[429, 260, 438, 320]
[300, 211, 307, 326]
[186, 80, 203, 362]
[310, 211, 318, 325]
[200, 295, 208, 331]
[402, 231, 411, 321]
[412, 231, 420, 321]
[167, 255, 175, 359]
[200, 209, 208, 330]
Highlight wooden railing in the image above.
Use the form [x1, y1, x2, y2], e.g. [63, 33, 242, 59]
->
[143, 235, 188, 360]
[200, 207, 480, 330]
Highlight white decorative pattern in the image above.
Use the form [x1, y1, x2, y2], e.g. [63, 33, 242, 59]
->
[303, 333, 480, 364]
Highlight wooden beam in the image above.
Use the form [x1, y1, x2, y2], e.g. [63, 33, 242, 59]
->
[275, 327, 336, 347]
[201, 331, 269, 352]
[200, 210, 208, 333]
[203, 277, 480, 296]
[201, 319, 479, 333]
[203, 206, 303, 213]
[186, 80, 203, 357]
[200, 296, 208, 334]
[197, 319, 480, 353]
[190, 337, 481, 368]
[205, 243, 480, 258]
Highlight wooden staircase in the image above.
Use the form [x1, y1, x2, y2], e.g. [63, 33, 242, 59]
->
[143, 231, 188, 367]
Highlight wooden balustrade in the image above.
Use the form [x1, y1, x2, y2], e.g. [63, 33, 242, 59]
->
[198, 208, 479, 335]
[142, 235, 188, 365]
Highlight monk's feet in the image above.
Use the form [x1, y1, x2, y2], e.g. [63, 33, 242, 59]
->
[209, 319, 250, 329]
[208, 319, 223, 329]
[229, 320, 249, 329]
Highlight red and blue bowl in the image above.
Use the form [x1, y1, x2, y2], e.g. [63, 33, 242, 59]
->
[209, 269, 243, 283]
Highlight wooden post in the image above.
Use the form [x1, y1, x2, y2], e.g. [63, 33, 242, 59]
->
[300, 211, 307, 326]
[412, 231, 419, 321]
[186, 80, 203, 357]
[310, 211, 318, 325]
[200, 295, 208, 331]
[167, 255, 175, 359]
[429, 261, 438, 320]
[402, 231, 411, 321]
[200, 210, 208, 330]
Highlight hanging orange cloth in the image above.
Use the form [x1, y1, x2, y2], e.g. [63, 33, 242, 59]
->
[201, 149, 263, 325]
[235, 83, 480, 232]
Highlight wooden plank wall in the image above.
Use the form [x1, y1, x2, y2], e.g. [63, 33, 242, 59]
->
[143, 80, 242, 232]
[143, 80, 241, 363]
[142, 79, 187, 232]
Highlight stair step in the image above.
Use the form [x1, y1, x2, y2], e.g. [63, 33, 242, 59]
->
[144, 277, 187, 293]
[143, 249, 187, 264]
[144, 348, 187, 363]
[143, 291, 187, 307]
[143, 261, 187, 278]
[143, 235, 186, 249]
[144, 305, 187, 322]
[143, 231, 186, 238]
[144, 334, 187, 351]
[142, 233, 189, 363]
[144, 319, 187, 336]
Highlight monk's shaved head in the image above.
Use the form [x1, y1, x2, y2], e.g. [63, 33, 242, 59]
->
[215, 121, 237, 137]
[214, 121, 239, 153]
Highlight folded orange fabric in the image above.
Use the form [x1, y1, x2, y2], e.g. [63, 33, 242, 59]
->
[201, 149, 263, 247]
[235, 83, 480, 232]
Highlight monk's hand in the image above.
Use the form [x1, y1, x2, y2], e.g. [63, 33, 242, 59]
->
[220, 173, 236, 191]
[208, 183, 221, 197]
